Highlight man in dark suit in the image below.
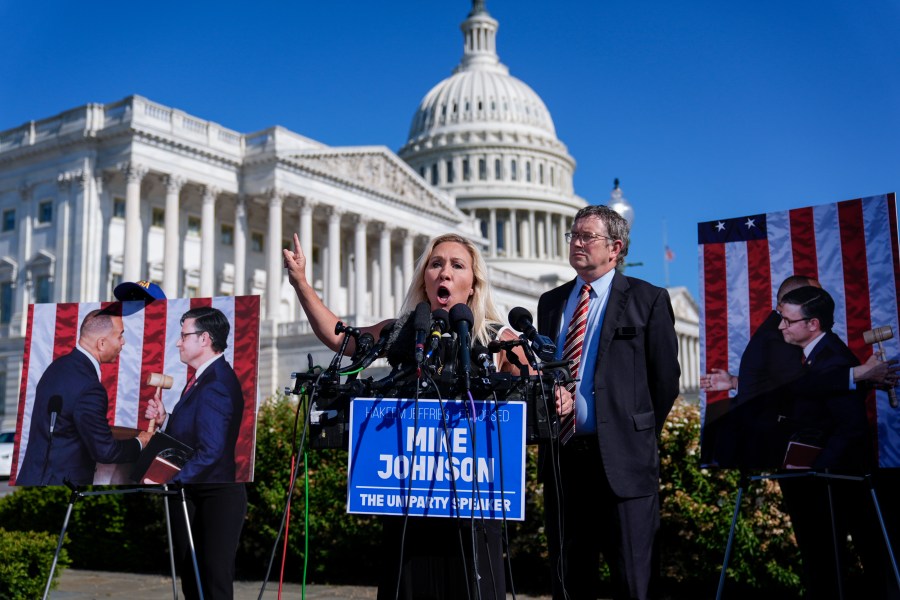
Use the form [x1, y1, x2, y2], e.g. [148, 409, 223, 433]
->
[775, 285, 891, 599]
[17, 308, 150, 485]
[145, 306, 246, 600]
[700, 276, 896, 469]
[537, 205, 681, 600]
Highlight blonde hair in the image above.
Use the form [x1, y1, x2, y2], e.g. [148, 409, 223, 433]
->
[400, 233, 503, 345]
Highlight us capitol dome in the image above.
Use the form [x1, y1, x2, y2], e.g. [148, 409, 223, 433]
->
[399, 0, 587, 283]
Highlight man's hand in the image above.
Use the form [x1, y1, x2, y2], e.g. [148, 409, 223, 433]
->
[700, 368, 737, 392]
[137, 430, 153, 447]
[854, 354, 900, 385]
[144, 389, 168, 425]
[555, 387, 574, 417]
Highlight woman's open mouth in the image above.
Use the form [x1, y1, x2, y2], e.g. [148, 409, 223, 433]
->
[437, 285, 451, 304]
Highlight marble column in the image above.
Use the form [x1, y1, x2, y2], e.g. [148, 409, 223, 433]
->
[378, 223, 393, 318]
[326, 207, 343, 308]
[488, 209, 498, 258]
[299, 198, 315, 285]
[558, 214, 568, 258]
[200, 185, 218, 297]
[508, 209, 517, 258]
[55, 172, 74, 302]
[353, 215, 369, 319]
[401, 229, 414, 296]
[163, 175, 184, 296]
[544, 211, 553, 259]
[122, 162, 147, 282]
[234, 195, 247, 296]
[266, 191, 284, 319]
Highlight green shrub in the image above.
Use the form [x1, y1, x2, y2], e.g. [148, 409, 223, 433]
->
[238, 393, 381, 584]
[0, 485, 169, 573]
[0, 395, 807, 597]
[657, 399, 802, 598]
[0, 527, 70, 599]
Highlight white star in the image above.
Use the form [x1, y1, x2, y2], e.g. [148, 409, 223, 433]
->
[715, 221, 726, 232]
[744, 217, 757, 229]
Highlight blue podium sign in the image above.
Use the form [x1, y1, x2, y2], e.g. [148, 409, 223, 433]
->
[347, 397, 526, 520]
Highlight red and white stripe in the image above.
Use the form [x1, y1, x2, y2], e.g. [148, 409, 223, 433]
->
[699, 193, 900, 468]
[13, 296, 261, 483]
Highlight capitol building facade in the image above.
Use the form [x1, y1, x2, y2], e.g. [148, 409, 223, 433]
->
[0, 2, 699, 427]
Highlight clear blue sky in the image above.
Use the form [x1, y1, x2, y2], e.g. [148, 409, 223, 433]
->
[2, 0, 898, 299]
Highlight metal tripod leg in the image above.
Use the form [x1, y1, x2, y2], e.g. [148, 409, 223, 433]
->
[42, 484, 81, 600]
[178, 486, 205, 600]
[163, 484, 178, 599]
[824, 477, 844, 600]
[866, 475, 900, 591]
[715, 472, 748, 600]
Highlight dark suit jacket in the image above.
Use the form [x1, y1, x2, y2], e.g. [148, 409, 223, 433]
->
[17, 349, 141, 485]
[166, 355, 244, 483]
[702, 311, 804, 468]
[783, 331, 870, 471]
[537, 271, 681, 498]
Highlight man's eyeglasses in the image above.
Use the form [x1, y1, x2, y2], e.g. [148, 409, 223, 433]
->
[180, 331, 204, 341]
[778, 314, 812, 327]
[565, 232, 611, 245]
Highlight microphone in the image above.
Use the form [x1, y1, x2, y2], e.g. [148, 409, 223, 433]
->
[413, 301, 431, 365]
[48, 394, 62, 434]
[450, 304, 474, 390]
[350, 332, 375, 362]
[472, 344, 495, 377]
[487, 338, 526, 354]
[425, 309, 451, 361]
[340, 333, 390, 373]
[509, 307, 557, 362]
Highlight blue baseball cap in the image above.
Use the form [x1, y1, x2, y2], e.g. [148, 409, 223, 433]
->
[114, 280, 167, 302]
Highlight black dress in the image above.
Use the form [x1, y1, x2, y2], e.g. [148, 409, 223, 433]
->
[375, 311, 508, 600]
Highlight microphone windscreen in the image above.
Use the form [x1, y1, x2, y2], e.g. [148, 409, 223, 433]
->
[449, 303, 474, 328]
[431, 308, 450, 332]
[472, 344, 490, 359]
[356, 332, 375, 353]
[48, 394, 63, 414]
[508, 306, 533, 332]
[487, 340, 503, 354]
[414, 301, 432, 331]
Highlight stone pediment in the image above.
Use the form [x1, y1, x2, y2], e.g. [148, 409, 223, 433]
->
[668, 286, 699, 325]
[284, 146, 462, 217]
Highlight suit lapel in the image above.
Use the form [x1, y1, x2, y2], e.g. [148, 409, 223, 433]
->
[596, 271, 628, 363]
[542, 280, 575, 339]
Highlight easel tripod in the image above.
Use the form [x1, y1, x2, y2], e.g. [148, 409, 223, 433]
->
[42, 480, 204, 600]
[716, 470, 900, 599]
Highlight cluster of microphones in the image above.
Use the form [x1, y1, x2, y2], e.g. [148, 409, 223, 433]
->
[293, 306, 572, 446]
[327, 303, 563, 390]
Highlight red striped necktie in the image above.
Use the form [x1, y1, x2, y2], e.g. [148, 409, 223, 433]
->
[181, 374, 197, 398]
[559, 283, 591, 444]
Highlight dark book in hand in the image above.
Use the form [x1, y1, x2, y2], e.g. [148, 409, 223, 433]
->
[130, 431, 194, 484]
[782, 441, 823, 470]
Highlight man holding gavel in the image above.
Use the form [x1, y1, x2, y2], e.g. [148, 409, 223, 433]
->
[775, 285, 892, 599]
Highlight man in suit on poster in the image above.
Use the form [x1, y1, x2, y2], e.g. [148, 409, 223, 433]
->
[774, 285, 890, 598]
[537, 204, 681, 600]
[17, 308, 150, 485]
[145, 305, 247, 600]
[700, 275, 898, 468]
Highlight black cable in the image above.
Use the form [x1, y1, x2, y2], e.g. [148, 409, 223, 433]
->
[256, 359, 325, 600]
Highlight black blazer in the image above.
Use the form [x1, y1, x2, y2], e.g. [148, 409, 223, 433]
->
[783, 331, 870, 471]
[17, 349, 140, 485]
[537, 271, 681, 497]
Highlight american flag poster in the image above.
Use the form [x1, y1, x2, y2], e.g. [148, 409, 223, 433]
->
[698, 193, 900, 468]
[11, 295, 260, 485]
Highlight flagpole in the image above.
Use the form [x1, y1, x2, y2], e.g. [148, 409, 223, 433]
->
[663, 220, 669, 288]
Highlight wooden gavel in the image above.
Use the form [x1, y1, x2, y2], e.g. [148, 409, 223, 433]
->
[863, 326, 898, 409]
[146, 372, 173, 432]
